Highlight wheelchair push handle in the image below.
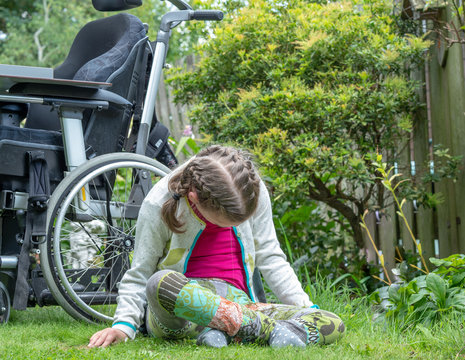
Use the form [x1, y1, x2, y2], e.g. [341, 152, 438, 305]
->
[191, 10, 223, 21]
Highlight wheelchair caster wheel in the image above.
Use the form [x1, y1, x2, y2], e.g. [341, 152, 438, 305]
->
[0, 282, 10, 324]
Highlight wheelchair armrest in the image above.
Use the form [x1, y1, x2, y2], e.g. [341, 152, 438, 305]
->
[9, 83, 132, 108]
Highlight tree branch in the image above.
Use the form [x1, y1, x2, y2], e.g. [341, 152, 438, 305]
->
[362, 183, 376, 205]
[34, 0, 49, 63]
[335, 177, 358, 202]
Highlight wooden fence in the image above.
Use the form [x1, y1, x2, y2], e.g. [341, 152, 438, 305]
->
[154, 55, 196, 151]
[363, 4, 465, 278]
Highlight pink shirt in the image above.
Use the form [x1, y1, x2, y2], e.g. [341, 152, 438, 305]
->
[184, 202, 248, 294]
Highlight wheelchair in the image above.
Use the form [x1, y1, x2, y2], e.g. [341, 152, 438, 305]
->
[0, 0, 223, 324]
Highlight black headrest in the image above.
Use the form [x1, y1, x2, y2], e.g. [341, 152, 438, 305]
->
[54, 13, 146, 82]
[92, 0, 142, 11]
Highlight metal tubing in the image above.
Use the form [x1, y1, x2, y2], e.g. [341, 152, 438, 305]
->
[136, 39, 167, 155]
[0, 94, 44, 104]
[167, 0, 192, 10]
[60, 112, 87, 171]
[0, 256, 18, 269]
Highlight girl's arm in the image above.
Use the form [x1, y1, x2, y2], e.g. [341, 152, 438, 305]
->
[110, 198, 171, 338]
[88, 185, 171, 346]
[253, 181, 313, 307]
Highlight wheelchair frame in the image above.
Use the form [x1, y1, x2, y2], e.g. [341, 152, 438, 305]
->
[0, 0, 223, 324]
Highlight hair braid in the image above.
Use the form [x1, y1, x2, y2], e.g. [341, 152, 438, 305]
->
[161, 145, 261, 233]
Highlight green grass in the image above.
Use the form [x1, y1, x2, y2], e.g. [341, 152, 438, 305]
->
[1, 284, 464, 360]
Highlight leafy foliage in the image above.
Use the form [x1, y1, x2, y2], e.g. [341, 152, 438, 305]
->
[372, 254, 465, 329]
[272, 194, 375, 283]
[168, 0, 438, 248]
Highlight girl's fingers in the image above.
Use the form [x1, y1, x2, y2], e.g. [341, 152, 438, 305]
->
[102, 333, 117, 348]
[88, 328, 127, 348]
[88, 329, 108, 348]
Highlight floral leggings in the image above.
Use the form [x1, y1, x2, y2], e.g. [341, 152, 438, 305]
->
[145, 270, 345, 346]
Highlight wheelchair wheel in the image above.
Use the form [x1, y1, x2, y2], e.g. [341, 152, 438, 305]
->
[39, 153, 170, 324]
[0, 282, 10, 324]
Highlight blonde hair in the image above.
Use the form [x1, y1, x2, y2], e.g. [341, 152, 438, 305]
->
[161, 145, 261, 233]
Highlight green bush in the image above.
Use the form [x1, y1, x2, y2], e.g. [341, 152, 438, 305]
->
[372, 254, 465, 329]
[169, 0, 432, 249]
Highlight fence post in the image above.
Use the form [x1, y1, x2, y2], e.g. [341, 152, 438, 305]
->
[378, 204, 397, 280]
[362, 211, 377, 264]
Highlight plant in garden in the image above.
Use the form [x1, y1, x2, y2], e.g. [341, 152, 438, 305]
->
[273, 196, 372, 282]
[167, 0, 455, 251]
[365, 156, 465, 328]
[372, 254, 465, 329]
[361, 155, 432, 286]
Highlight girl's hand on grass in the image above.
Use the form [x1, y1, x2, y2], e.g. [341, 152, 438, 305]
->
[88, 327, 128, 348]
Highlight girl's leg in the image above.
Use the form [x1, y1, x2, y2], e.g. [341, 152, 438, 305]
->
[145, 270, 231, 347]
[146, 270, 309, 346]
[297, 309, 345, 344]
[245, 303, 345, 345]
[145, 270, 197, 339]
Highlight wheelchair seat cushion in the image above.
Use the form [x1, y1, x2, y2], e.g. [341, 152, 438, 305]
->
[72, 13, 146, 82]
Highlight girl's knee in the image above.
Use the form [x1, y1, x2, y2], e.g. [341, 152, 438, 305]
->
[299, 309, 345, 345]
[146, 270, 186, 296]
[317, 310, 345, 345]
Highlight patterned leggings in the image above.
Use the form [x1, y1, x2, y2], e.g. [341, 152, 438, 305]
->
[145, 270, 345, 346]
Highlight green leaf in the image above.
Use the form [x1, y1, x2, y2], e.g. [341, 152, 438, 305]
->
[414, 275, 427, 288]
[400, 198, 406, 209]
[330, 273, 354, 288]
[186, 138, 200, 153]
[416, 324, 434, 340]
[408, 291, 426, 306]
[388, 284, 401, 303]
[175, 136, 189, 156]
[426, 273, 447, 307]
[451, 272, 465, 287]
[446, 292, 465, 310]
[429, 257, 451, 267]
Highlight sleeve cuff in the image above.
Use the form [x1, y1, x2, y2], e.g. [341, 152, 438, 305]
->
[112, 322, 137, 340]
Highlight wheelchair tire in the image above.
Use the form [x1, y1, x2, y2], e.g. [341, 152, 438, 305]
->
[39, 153, 170, 324]
[0, 282, 10, 324]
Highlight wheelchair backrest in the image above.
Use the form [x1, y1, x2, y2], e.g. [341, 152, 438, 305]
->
[26, 13, 149, 157]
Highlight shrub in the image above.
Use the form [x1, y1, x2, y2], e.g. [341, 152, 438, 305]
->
[171, 0, 427, 247]
[372, 254, 465, 329]
[168, 0, 434, 250]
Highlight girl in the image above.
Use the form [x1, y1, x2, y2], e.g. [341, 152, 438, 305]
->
[88, 145, 345, 348]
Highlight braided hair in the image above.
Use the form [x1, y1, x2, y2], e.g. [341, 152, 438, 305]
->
[161, 145, 261, 233]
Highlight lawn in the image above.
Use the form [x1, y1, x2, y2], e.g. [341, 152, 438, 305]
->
[1, 285, 463, 360]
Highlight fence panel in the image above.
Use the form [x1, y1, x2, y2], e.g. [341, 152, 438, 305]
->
[378, 203, 397, 281]
[155, 55, 196, 146]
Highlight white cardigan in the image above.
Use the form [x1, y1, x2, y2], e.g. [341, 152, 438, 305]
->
[112, 172, 312, 339]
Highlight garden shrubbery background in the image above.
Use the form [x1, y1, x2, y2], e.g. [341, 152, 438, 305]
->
[168, 0, 459, 282]
[3, 0, 460, 286]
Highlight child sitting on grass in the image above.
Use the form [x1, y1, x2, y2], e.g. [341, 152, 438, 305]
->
[88, 145, 345, 348]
